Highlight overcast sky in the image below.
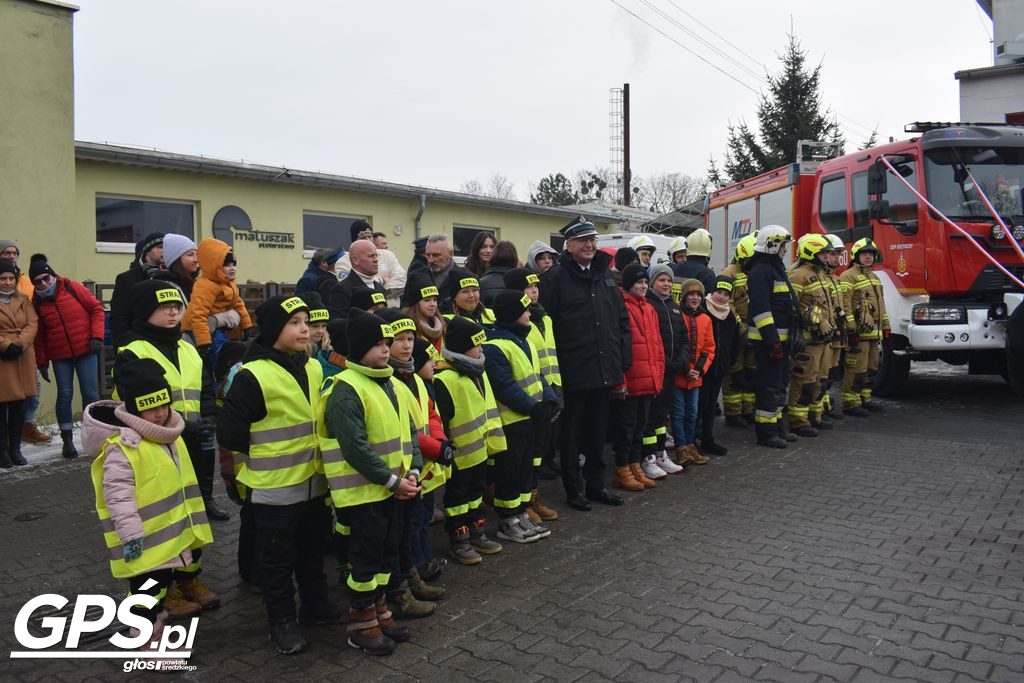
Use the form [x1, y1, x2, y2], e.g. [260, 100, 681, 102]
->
[72, 0, 994, 200]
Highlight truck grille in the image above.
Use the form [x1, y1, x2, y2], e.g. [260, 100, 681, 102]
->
[970, 264, 1024, 292]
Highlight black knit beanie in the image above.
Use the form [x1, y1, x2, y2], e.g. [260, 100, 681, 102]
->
[326, 319, 348, 356]
[503, 267, 540, 292]
[0, 259, 17, 279]
[401, 270, 440, 308]
[492, 289, 531, 324]
[299, 290, 329, 324]
[411, 338, 438, 372]
[349, 219, 374, 243]
[28, 254, 56, 280]
[347, 308, 394, 363]
[447, 267, 479, 296]
[621, 264, 648, 292]
[351, 288, 387, 312]
[255, 295, 309, 347]
[114, 356, 172, 416]
[614, 247, 639, 272]
[377, 308, 417, 337]
[213, 341, 247, 384]
[135, 232, 164, 262]
[444, 315, 486, 355]
[130, 280, 184, 322]
[713, 274, 735, 295]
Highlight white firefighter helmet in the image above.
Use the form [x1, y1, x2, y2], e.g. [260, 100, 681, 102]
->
[627, 234, 656, 253]
[667, 237, 687, 257]
[685, 228, 713, 257]
[753, 225, 791, 255]
[824, 233, 845, 250]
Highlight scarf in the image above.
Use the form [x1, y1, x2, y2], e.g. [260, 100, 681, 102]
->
[418, 315, 443, 341]
[650, 288, 670, 302]
[0, 290, 12, 306]
[132, 319, 183, 345]
[704, 295, 731, 321]
[388, 356, 415, 374]
[36, 278, 58, 299]
[440, 346, 486, 377]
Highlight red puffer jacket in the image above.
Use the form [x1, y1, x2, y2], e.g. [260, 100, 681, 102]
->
[675, 305, 716, 389]
[33, 277, 106, 366]
[620, 291, 665, 397]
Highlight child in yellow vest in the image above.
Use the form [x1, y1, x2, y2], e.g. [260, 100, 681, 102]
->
[83, 358, 213, 651]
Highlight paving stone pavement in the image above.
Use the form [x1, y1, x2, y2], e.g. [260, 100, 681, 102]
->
[1, 363, 1022, 682]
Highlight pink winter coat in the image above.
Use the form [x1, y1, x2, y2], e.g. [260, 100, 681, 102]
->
[82, 400, 194, 572]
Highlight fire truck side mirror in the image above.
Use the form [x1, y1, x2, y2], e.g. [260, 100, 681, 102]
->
[870, 200, 891, 220]
[867, 161, 888, 196]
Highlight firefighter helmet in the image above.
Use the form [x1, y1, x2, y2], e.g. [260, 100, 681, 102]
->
[797, 234, 830, 262]
[627, 235, 656, 253]
[850, 238, 881, 263]
[824, 233, 845, 251]
[667, 237, 687, 257]
[735, 234, 756, 260]
[686, 228, 713, 257]
[753, 225, 791, 255]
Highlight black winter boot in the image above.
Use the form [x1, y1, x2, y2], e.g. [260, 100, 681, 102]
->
[192, 438, 230, 521]
[755, 423, 787, 449]
[0, 427, 11, 469]
[60, 429, 78, 459]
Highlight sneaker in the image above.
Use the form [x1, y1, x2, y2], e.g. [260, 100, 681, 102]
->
[655, 452, 684, 474]
[468, 521, 503, 554]
[641, 454, 668, 480]
[269, 619, 307, 655]
[496, 517, 538, 544]
[664, 434, 675, 449]
[518, 512, 550, 539]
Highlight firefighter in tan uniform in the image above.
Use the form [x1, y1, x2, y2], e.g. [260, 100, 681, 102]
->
[819, 234, 847, 422]
[839, 238, 890, 416]
[785, 234, 837, 437]
[721, 234, 756, 427]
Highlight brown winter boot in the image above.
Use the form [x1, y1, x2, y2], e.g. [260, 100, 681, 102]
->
[177, 577, 221, 610]
[162, 584, 202, 621]
[21, 422, 51, 444]
[375, 595, 410, 641]
[687, 444, 711, 465]
[675, 444, 695, 466]
[346, 605, 396, 656]
[612, 465, 645, 491]
[628, 462, 657, 489]
[526, 505, 543, 525]
[531, 489, 558, 521]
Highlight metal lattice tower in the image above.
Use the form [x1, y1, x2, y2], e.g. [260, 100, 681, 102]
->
[609, 87, 624, 203]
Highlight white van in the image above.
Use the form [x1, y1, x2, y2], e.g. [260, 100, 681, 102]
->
[595, 232, 680, 265]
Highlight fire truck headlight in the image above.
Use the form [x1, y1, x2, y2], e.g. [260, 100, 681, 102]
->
[991, 224, 1006, 241]
[1012, 225, 1024, 242]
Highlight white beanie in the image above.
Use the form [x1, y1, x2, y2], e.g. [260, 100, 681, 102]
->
[162, 234, 197, 268]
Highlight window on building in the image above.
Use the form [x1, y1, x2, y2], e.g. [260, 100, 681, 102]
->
[302, 213, 366, 256]
[452, 225, 497, 258]
[818, 175, 848, 233]
[95, 196, 194, 251]
[550, 234, 565, 252]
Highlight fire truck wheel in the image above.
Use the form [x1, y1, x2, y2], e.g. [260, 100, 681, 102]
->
[873, 337, 910, 397]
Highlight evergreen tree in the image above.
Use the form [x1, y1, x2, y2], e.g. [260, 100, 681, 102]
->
[721, 34, 843, 183]
[859, 128, 880, 151]
[530, 173, 580, 206]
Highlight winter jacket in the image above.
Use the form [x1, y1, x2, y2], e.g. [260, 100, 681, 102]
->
[182, 240, 253, 347]
[704, 297, 740, 381]
[0, 292, 38, 402]
[619, 291, 665, 397]
[539, 249, 632, 392]
[746, 253, 797, 347]
[33, 276, 105, 367]
[323, 362, 424, 489]
[82, 400, 194, 571]
[481, 322, 557, 415]
[526, 240, 559, 274]
[335, 249, 407, 307]
[296, 260, 337, 295]
[16, 272, 33, 299]
[109, 262, 165, 344]
[394, 369, 447, 462]
[153, 269, 196, 302]
[839, 263, 890, 340]
[324, 270, 386, 320]
[676, 305, 716, 390]
[671, 258, 718, 298]
[646, 290, 688, 378]
[479, 265, 513, 306]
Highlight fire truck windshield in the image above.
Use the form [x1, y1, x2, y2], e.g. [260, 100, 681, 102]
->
[923, 146, 1024, 222]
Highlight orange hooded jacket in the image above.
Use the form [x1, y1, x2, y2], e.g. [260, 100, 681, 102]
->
[182, 238, 252, 346]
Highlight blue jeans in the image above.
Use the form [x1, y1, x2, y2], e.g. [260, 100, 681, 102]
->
[52, 354, 99, 429]
[24, 372, 41, 423]
[671, 387, 700, 446]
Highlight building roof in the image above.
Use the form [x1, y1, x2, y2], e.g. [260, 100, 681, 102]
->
[954, 62, 1024, 81]
[74, 141, 625, 225]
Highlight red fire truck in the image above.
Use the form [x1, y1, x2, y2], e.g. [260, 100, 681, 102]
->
[704, 124, 1024, 395]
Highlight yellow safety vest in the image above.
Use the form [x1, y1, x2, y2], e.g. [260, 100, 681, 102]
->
[443, 307, 496, 325]
[527, 315, 561, 388]
[116, 339, 203, 420]
[483, 337, 543, 425]
[319, 367, 413, 508]
[237, 358, 322, 490]
[92, 435, 212, 578]
[433, 368, 505, 470]
[398, 373, 449, 493]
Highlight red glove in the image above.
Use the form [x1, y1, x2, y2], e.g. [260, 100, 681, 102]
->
[768, 341, 784, 360]
[848, 333, 861, 346]
[883, 330, 891, 340]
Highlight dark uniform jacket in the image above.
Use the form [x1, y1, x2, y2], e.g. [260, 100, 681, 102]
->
[671, 258, 717, 296]
[646, 291, 689, 378]
[539, 249, 631, 392]
[745, 253, 797, 348]
[324, 270, 385, 320]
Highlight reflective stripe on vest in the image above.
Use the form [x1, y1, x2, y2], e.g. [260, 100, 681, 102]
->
[527, 316, 561, 387]
[91, 435, 212, 578]
[117, 339, 203, 420]
[484, 337, 543, 425]
[398, 374, 450, 493]
[319, 369, 413, 508]
[434, 369, 506, 470]
[237, 358, 322, 490]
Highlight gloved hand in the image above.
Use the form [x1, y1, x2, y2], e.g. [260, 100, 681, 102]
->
[437, 440, 455, 467]
[38, 365, 50, 383]
[529, 401, 548, 420]
[611, 386, 627, 400]
[768, 341, 784, 360]
[883, 329, 891, 340]
[241, 327, 253, 342]
[197, 345, 212, 363]
[848, 333, 861, 346]
[223, 478, 244, 506]
[123, 537, 144, 562]
[1, 344, 22, 360]
[89, 338, 104, 356]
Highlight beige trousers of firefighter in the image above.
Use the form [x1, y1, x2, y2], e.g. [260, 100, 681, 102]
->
[811, 344, 835, 422]
[842, 340, 880, 408]
[787, 342, 827, 428]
